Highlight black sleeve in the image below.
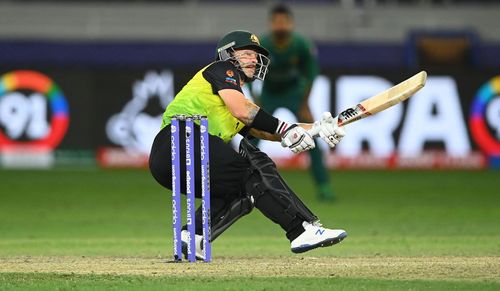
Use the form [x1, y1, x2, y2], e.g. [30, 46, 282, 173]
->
[202, 61, 243, 94]
[238, 126, 258, 141]
[238, 126, 250, 137]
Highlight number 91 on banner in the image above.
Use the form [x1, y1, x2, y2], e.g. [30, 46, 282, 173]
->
[0, 70, 69, 151]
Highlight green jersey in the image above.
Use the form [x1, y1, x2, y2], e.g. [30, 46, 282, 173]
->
[260, 32, 319, 93]
[161, 61, 246, 143]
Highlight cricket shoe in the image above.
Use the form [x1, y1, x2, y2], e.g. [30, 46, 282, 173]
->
[181, 230, 205, 261]
[291, 221, 347, 254]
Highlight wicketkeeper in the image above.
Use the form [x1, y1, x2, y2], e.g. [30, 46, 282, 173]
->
[149, 30, 347, 260]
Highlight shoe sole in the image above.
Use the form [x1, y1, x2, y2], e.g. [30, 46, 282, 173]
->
[291, 232, 347, 254]
[181, 240, 204, 261]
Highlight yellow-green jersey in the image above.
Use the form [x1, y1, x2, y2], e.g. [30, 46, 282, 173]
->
[161, 61, 246, 143]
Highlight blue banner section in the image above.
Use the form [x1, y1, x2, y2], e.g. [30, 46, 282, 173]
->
[317, 43, 405, 69]
[0, 41, 215, 67]
[2, 40, 499, 69]
[0, 40, 406, 69]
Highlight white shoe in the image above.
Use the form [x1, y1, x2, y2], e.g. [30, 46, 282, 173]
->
[181, 230, 205, 260]
[290, 221, 347, 254]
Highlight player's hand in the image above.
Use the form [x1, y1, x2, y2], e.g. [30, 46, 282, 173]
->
[280, 124, 315, 153]
[312, 112, 346, 148]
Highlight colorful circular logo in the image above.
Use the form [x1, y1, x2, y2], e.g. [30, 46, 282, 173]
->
[469, 75, 500, 156]
[0, 70, 69, 150]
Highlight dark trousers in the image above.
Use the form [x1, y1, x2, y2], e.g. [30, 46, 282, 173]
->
[149, 123, 304, 241]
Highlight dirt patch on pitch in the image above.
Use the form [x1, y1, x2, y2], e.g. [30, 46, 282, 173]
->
[0, 256, 498, 282]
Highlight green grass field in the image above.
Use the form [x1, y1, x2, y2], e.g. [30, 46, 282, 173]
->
[0, 169, 499, 290]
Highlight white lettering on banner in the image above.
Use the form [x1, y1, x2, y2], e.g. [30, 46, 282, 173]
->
[486, 97, 500, 139]
[106, 71, 174, 154]
[399, 77, 471, 157]
[0, 92, 49, 140]
[335, 76, 403, 157]
[237, 74, 477, 166]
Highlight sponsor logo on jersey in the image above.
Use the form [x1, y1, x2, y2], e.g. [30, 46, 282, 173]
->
[226, 70, 235, 77]
[225, 77, 237, 86]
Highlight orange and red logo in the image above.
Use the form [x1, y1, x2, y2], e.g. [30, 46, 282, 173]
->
[226, 70, 234, 77]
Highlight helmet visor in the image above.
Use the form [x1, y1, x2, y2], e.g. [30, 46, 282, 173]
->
[218, 47, 271, 81]
[231, 48, 270, 81]
[254, 52, 270, 81]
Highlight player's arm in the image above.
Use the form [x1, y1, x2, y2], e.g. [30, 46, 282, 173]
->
[218, 89, 259, 125]
[203, 61, 260, 124]
[220, 88, 321, 153]
[204, 61, 315, 153]
[219, 88, 312, 133]
[247, 128, 280, 142]
[202, 61, 311, 133]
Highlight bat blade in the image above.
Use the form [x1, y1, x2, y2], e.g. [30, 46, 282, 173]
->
[337, 71, 427, 126]
[309, 71, 427, 137]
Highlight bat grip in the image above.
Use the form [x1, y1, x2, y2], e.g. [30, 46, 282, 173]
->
[307, 126, 320, 137]
[307, 114, 343, 137]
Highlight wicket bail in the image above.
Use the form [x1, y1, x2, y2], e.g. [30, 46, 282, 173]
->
[170, 114, 211, 263]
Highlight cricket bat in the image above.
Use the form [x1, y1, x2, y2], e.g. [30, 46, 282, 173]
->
[309, 71, 427, 135]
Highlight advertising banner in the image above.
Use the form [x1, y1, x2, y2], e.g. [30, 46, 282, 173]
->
[0, 67, 498, 169]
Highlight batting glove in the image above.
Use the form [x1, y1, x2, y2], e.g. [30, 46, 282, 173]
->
[281, 124, 316, 153]
[312, 112, 346, 148]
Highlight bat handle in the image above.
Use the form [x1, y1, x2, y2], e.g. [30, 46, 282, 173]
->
[307, 114, 343, 137]
[307, 125, 320, 137]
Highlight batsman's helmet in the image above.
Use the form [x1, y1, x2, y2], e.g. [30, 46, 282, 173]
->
[215, 30, 270, 81]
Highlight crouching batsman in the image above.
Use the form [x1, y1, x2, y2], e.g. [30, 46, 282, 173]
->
[149, 30, 347, 260]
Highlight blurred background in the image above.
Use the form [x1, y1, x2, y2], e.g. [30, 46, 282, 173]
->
[0, 0, 499, 170]
[0, 3, 499, 288]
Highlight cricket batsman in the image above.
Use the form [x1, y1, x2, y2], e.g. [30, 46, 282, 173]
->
[252, 4, 336, 201]
[149, 30, 347, 260]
